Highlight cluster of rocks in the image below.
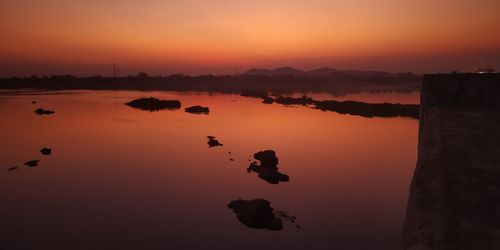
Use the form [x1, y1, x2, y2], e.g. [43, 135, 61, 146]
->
[6, 147, 52, 172]
[239, 91, 420, 119]
[126, 97, 212, 115]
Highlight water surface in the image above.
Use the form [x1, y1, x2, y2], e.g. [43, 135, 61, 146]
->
[0, 90, 418, 249]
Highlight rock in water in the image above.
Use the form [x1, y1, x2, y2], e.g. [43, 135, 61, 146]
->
[254, 150, 279, 168]
[34, 108, 55, 115]
[40, 148, 52, 155]
[24, 160, 40, 167]
[207, 136, 223, 147]
[247, 150, 289, 184]
[125, 97, 181, 111]
[185, 105, 209, 114]
[227, 199, 283, 230]
[7, 167, 18, 171]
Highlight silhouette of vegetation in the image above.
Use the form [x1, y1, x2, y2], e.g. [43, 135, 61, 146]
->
[185, 105, 209, 114]
[125, 97, 181, 111]
[0, 70, 421, 95]
[227, 199, 283, 231]
[247, 150, 289, 184]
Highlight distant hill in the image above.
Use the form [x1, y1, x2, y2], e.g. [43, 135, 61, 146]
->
[308, 67, 338, 76]
[243, 67, 398, 77]
[341, 70, 391, 76]
[243, 67, 305, 76]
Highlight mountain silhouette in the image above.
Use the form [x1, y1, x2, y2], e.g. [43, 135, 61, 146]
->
[308, 67, 338, 76]
[242, 67, 398, 77]
[243, 67, 305, 76]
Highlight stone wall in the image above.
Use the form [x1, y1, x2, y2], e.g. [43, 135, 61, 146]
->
[402, 73, 500, 250]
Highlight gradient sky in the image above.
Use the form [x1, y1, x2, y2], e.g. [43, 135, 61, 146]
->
[1, 0, 499, 76]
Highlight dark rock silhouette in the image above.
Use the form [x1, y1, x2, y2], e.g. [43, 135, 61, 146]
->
[230, 158, 234, 161]
[227, 199, 283, 230]
[24, 160, 40, 167]
[274, 96, 314, 105]
[314, 100, 419, 119]
[34, 108, 55, 115]
[7, 167, 18, 171]
[247, 150, 289, 184]
[125, 97, 181, 111]
[31, 101, 37, 104]
[40, 148, 52, 155]
[207, 136, 223, 147]
[185, 105, 209, 114]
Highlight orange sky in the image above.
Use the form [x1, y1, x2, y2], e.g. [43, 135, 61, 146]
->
[1, 0, 499, 76]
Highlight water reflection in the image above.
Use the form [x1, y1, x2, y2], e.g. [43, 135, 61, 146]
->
[0, 90, 419, 250]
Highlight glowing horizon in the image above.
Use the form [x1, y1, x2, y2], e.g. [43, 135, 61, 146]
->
[1, 0, 499, 76]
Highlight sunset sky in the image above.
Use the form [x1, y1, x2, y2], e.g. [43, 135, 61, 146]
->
[1, 0, 499, 76]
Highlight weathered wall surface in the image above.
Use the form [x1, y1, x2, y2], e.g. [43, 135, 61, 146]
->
[402, 73, 500, 250]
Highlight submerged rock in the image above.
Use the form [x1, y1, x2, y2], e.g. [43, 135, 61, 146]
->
[125, 97, 181, 111]
[207, 136, 223, 147]
[185, 105, 209, 114]
[247, 150, 289, 184]
[7, 167, 18, 172]
[34, 108, 55, 115]
[40, 148, 52, 155]
[227, 199, 283, 231]
[24, 160, 40, 167]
